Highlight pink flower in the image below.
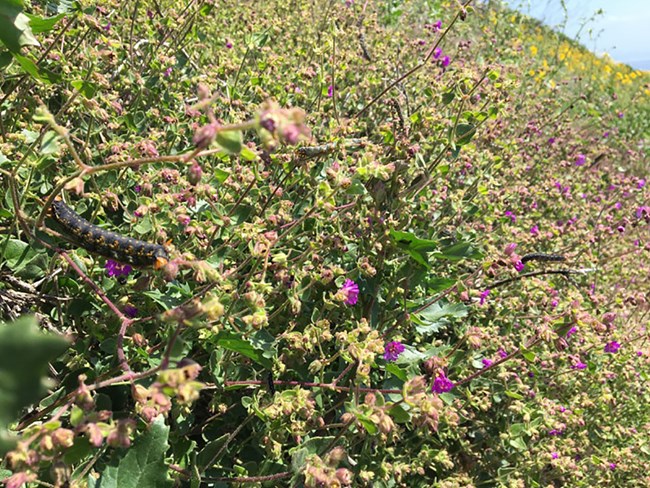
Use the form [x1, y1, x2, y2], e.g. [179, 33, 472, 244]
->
[327, 85, 334, 98]
[604, 341, 621, 353]
[479, 289, 490, 306]
[431, 372, 454, 393]
[383, 341, 405, 362]
[341, 279, 359, 305]
[575, 154, 586, 166]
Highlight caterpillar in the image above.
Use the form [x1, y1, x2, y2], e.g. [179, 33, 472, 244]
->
[521, 253, 566, 265]
[51, 198, 169, 268]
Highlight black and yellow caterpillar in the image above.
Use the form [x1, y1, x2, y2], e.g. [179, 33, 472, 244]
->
[520, 253, 566, 265]
[51, 198, 169, 268]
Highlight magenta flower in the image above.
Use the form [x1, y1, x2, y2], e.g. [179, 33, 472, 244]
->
[604, 341, 621, 353]
[609, 463, 617, 470]
[225, 40, 233, 49]
[383, 341, 405, 362]
[105, 259, 132, 278]
[498, 348, 508, 358]
[575, 154, 586, 166]
[441, 56, 450, 68]
[327, 85, 334, 98]
[571, 360, 587, 370]
[638, 179, 646, 189]
[530, 225, 539, 235]
[431, 372, 454, 393]
[514, 260, 525, 272]
[551, 452, 559, 459]
[123, 305, 138, 318]
[163, 67, 172, 78]
[433, 47, 443, 59]
[481, 358, 493, 368]
[341, 279, 359, 305]
[479, 289, 490, 306]
[433, 20, 442, 30]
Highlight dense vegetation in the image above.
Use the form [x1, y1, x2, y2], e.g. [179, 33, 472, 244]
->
[1, 0, 648, 486]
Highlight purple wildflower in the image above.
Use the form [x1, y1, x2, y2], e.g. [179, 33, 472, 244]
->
[327, 85, 334, 98]
[433, 20, 442, 31]
[431, 372, 454, 393]
[163, 67, 172, 77]
[566, 326, 578, 339]
[225, 40, 233, 49]
[341, 279, 359, 305]
[638, 179, 646, 189]
[433, 47, 443, 59]
[498, 348, 508, 358]
[383, 341, 405, 362]
[530, 225, 539, 235]
[134, 184, 142, 193]
[103, 22, 111, 32]
[571, 361, 587, 370]
[441, 56, 450, 68]
[551, 452, 559, 459]
[481, 358, 493, 368]
[548, 137, 556, 145]
[123, 305, 138, 318]
[514, 260, 525, 272]
[479, 289, 490, 306]
[504, 210, 516, 222]
[609, 463, 616, 471]
[617, 111, 624, 118]
[604, 341, 621, 353]
[575, 154, 586, 166]
[105, 259, 132, 278]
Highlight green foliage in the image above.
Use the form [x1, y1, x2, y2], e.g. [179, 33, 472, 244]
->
[0, 0, 648, 486]
[0, 316, 69, 452]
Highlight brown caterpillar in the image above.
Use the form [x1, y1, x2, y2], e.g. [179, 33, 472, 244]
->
[521, 253, 566, 265]
[51, 199, 169, 268]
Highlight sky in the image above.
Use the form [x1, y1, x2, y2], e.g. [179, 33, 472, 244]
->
[504, 0, 650, 70]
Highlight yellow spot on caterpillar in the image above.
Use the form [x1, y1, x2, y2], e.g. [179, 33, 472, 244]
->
[154, 257, 168, 269]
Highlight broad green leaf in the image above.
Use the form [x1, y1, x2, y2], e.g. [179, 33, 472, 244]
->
[216, 130, 242, 154]
[509, 437, 527, 451]
[385, 363, 407, 381]
[1, 238, 48, 279]
[240, 147, 257, 161]
[0, 51, 12, 69]
[455, 123, 476, 146]
[388, 404, 410, 423]
[216, 332, 272, 368]
[196, 434, 229, 470]
[411, 300, 468, 335]
[13, 53, 60, 84]
[212, 168, 230, 183]
[432, 241, 482, 261]
[24, 13, 66, 34]
[0, 315, 69, 453]
[40, 130, 61, 155]
[95, 416, 173, 488]
[71, 79, 98, 99]
[0, 1, 39, 53]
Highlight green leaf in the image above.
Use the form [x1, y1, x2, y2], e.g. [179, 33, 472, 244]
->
[40, 130, 61, 155]
[388, 404, 410, 423]
[411, 300, 468, 335]
[385, 363, 407, 381]
[96, 416, 173, 488]
[455, 123, 476, 146]
[216, 332, 272, 368]
[71, 79, 98, 99]
[24, 13, 66, 34]
[509, 437, 527, 451]
[504, 390, 524, 400]
[240, 147, 257, 161]
[13, 53, 60, 84]
[0, 1, 39, 53]
[1, 238, 48, 279]
[212, 168, 230, 183]
[0, 51, 12, 69]
[216, 130, 242, 154]
[0, 315, 69, 453]
[432, 241, 482, 261]
[196, 434, 228, 470]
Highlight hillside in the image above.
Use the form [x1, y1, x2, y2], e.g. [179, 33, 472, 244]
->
[0, 0, 648, 486]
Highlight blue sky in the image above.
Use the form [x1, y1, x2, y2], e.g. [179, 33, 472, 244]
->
[504, 0, 650, 70]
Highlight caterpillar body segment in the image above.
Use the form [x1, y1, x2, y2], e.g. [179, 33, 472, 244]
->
[51, 199, 169, 268]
